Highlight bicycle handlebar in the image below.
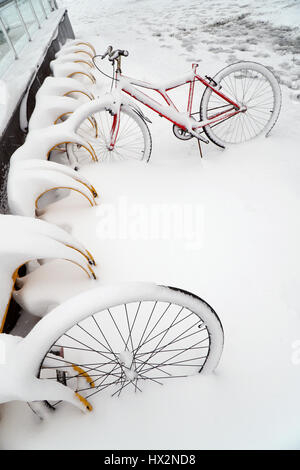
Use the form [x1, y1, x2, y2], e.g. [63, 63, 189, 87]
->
[100, 45, 129, 62]
[100, 45, 113, 59]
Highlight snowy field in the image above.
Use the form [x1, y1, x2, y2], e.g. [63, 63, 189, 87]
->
[1, 0, 300, 450]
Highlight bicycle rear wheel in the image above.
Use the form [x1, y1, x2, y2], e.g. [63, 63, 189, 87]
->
[200, 61, 281, 148]
[33, 284, 224, 409]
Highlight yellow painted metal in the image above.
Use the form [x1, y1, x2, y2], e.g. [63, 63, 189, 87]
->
[75, 392, 93, 411]
[72, 365, 95, 388]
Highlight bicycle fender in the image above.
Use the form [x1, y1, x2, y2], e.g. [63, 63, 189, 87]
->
[126, 103, 152, 124]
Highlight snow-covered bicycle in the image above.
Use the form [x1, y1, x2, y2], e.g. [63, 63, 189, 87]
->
[0, 283, 224, 414]
[67, 45, 281, 163]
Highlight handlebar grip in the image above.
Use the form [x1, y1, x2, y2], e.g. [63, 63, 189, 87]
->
[108, 49, 129, 61]
[101, 45, 113, 59]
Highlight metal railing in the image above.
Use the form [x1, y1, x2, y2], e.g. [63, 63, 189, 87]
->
[0, 0, 58, 74]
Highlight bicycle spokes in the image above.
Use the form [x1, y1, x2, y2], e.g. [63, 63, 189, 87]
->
[40, 299, 211, 405]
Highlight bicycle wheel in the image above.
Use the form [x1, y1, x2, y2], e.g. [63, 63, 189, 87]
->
[33, 284, 223, 409]
[200, 61, 281, 148]
[69, 104, 152, 163]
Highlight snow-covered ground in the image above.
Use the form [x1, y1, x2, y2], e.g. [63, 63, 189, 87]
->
[1, 0, 300, 450]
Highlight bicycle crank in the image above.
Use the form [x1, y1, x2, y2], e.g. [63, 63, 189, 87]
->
[173, 124, 209, 144]
[173, 124, 194, 140]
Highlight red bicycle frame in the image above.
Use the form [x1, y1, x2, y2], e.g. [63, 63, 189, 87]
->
[109, 62, 243, 149]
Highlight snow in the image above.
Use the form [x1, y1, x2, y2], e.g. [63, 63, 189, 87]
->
[34, 76, 95, 101]
[7, 159, 97, 217]
[28, 95, 82, 131]
[50, 60, 95, 83]
[0, 282, 222, 414]
[0, 215, 96, 331]
[28, 75, 97, 130]
[0, 331, 88, 411]
[1, 0, 300, 450]
[10, 119, 95, 164]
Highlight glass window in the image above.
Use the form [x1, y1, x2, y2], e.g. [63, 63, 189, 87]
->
[0, 23, 12, 60]
[17, 0, 39, 36]
[0, 1, 27, 55]
[0, 0, 58, 77]
[42, 0, 53, 15]
[30, 0, 47, 22]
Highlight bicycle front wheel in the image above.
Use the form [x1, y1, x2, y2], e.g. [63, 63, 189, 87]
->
[200, 61, 281, 148]
[70, 104, 152, 163]
[30, 283, 224, 408]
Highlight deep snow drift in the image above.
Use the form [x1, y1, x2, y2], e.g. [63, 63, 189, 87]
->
[1, 0, 300, 450]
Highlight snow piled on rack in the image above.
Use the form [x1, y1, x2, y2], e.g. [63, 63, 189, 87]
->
[1, 0, 300, 450]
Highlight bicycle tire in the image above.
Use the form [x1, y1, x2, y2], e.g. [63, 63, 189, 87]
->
[68, 104, 152, 164]
[20, 283, 224, 410]
[200, 61, 281, 148]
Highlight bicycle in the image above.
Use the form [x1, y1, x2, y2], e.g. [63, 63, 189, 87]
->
[67, 45, 281, 163]
[0, 283, 224, 414]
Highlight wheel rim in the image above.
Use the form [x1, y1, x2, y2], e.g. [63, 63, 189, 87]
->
[74, 108, 148, 162]
[76, 116, 98, 139]
[39, 299, 211, 407]
[205, 67, 277, 144]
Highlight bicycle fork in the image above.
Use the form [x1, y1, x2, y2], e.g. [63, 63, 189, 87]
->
[108, 110, 121, 150]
